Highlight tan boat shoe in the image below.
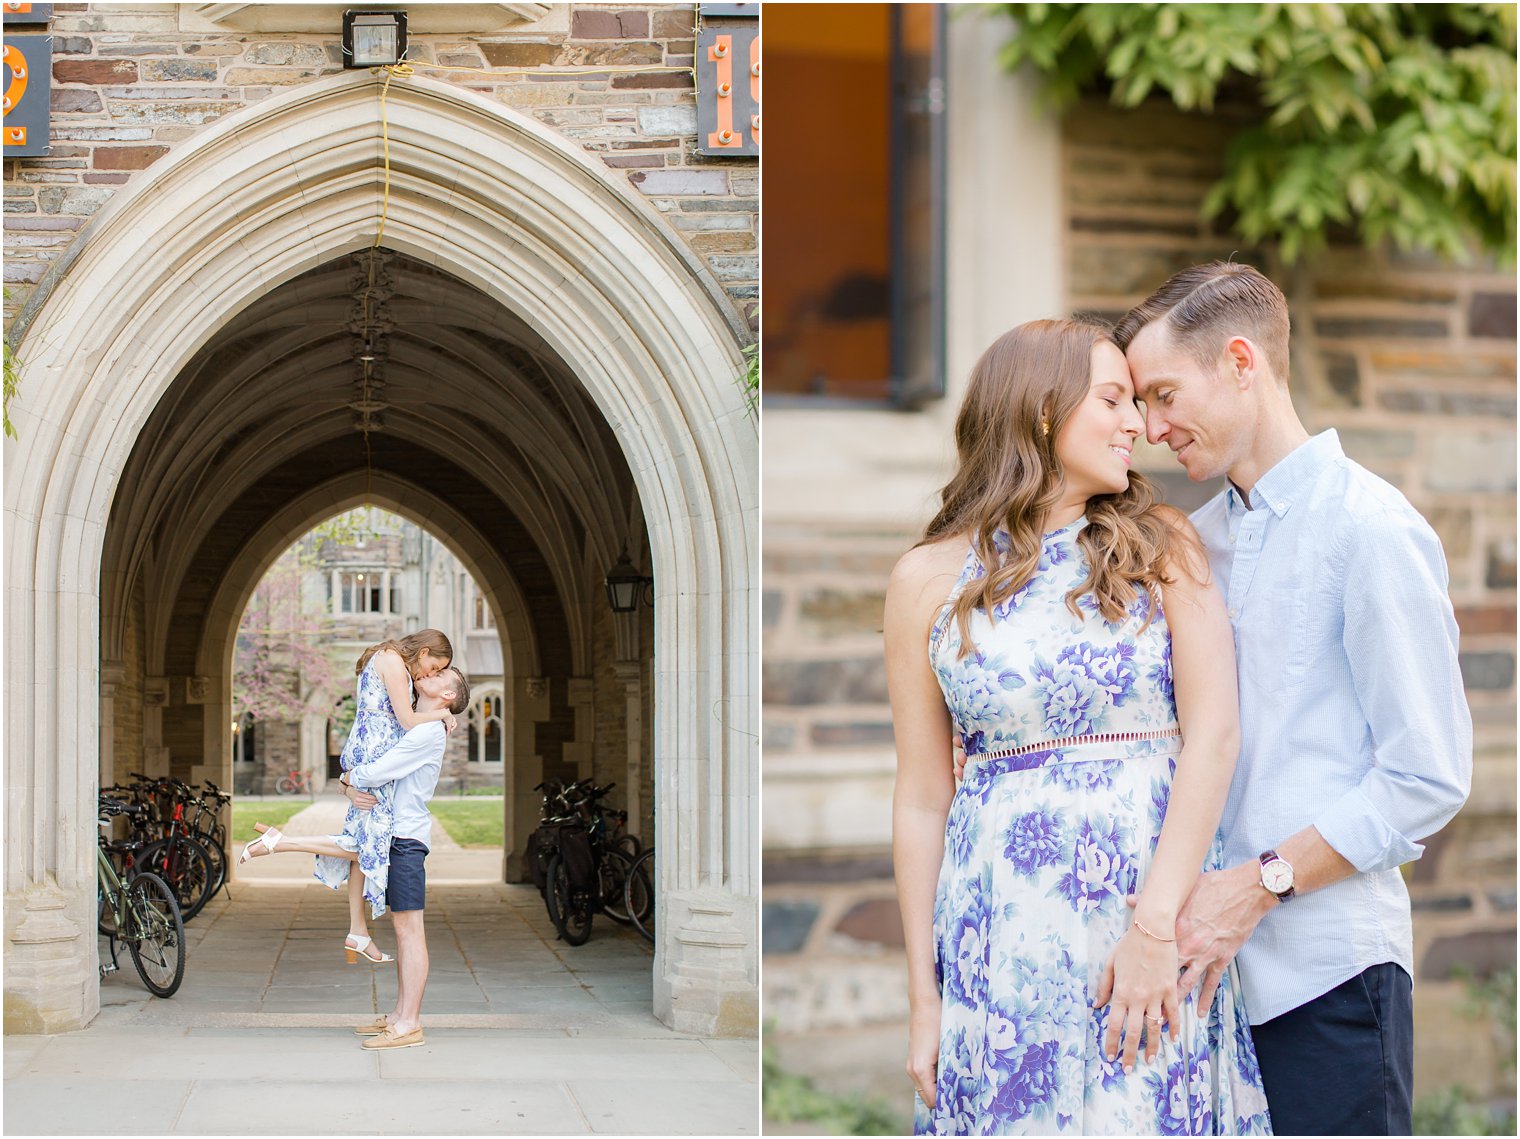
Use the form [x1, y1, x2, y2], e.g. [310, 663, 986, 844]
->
[353, 1017, 390, 1036]
[360, 1026, 425, 1050]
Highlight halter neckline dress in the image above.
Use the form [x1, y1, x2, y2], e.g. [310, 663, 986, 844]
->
[917, 518, 1272, 1136]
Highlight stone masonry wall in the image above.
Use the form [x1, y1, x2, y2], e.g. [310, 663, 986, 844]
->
[763, 96, 1515, 1116]
[2, 3, 757, 333]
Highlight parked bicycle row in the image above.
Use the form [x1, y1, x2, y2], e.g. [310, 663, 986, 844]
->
[526, 779, 654, 946]
[98, 774, 231, 929]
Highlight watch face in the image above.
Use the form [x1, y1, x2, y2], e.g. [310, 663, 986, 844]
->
[1262, 861, 1293, 893]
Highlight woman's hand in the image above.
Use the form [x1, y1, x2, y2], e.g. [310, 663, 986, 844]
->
[1093, 924, 1180, 1072]
[443, 712, 457, 733]
[906, 997, 941, 1110]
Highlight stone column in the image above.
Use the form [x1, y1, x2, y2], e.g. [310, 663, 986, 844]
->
[100, 661, 126, 789]
[505, 675, 550, 881]
[612, 661, 643, 835]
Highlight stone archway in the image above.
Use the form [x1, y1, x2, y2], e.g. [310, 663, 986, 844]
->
[5, 71, 756, 1036]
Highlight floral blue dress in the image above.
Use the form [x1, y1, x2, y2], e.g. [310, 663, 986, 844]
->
[916, 518, 1272, 1136]
[313, 656, 410, 918]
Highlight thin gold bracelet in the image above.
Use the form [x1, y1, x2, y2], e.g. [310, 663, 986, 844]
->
[1131, 918, 1177, 943]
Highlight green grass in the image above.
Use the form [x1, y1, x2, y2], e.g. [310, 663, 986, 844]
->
[230, 801, 309, 845]
[430, 800, 504, 848]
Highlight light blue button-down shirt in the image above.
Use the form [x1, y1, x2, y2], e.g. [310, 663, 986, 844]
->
[1191, 429, 1472, 1024]
[349, 720, 446, 846]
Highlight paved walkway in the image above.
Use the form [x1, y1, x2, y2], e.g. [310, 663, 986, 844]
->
[5, 806, 757, 1135]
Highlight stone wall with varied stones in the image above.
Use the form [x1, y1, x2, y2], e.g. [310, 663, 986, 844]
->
[2, 2, 757, 333]
[762, 95, 1515, 1113]
[1062, 101, 1517, 1092]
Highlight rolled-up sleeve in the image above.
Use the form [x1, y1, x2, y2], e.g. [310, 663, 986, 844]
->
[1312, 509, 1473, 873]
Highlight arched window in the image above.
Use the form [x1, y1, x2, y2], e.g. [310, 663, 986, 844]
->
[233, 712, 257, 763]
[466, 690, 504, 763]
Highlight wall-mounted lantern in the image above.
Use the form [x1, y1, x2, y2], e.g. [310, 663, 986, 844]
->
[604, 549, 653, 614]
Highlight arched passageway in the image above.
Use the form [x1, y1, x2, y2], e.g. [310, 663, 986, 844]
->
[5, 72, 756, 1037]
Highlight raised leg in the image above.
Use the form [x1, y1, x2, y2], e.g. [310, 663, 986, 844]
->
[247, 823, 356, 860]
[347, 866, 370, 941]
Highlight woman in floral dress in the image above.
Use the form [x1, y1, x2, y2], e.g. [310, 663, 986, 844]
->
[886, 320, 1272, 1134]
[314, 629, 457, 961]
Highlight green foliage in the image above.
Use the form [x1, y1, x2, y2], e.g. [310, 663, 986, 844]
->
[739, 304, 758, 415]
[762, 1038, 904, 1135]
[229, 801, 309, 844]
[1414, 1084, 1516, 1136]
[1460, 965, 1517, 1075]
[2, 337, 16, 440]
[429, 800, 505, 847]
[741, 339, 759, 415]
[1413, 966, 1517, 1135]
[305, 508, 378, 564]
[3, 289, 18, 439]
[996, 3, 1517, 263]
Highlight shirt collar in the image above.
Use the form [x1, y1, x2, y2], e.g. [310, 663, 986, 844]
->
[1226, 429, 1343, 518]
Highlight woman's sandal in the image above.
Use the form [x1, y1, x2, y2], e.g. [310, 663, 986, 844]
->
[237, 825, 283, 865]
[345, 934, 393, 965]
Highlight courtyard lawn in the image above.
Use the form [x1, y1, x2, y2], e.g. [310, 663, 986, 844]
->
[430, 799, 504, 848]
[230, 801, 309, 845]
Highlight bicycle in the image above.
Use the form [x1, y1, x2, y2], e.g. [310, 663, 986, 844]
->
[107, 774, 217, 921]
[275, 768, 313, 795]
[97, 797, 186, 997]
[623, 846, 654, 942]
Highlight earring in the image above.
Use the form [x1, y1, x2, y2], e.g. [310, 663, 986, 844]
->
[1040, 419, 1050, 437]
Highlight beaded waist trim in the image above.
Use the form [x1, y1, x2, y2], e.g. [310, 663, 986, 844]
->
[969, 726, 1181, 763]
[961, 727, 1182, 780]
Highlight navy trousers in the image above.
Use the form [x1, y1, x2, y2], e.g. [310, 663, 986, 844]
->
[1250, 962, 1414, 1135]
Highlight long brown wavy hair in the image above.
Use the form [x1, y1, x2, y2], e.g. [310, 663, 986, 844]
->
[922, 319, 1180, 656]
[356, 628, 454, 677]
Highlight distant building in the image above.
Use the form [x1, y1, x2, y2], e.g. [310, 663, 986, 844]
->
[232, 509, 507, 795]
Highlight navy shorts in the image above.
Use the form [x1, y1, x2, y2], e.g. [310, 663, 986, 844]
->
[386, 837, 429, 912]
[1251, 962, 1413, 1135]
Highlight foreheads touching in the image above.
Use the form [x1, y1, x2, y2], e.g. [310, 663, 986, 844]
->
[1112, 261, 1291, 401]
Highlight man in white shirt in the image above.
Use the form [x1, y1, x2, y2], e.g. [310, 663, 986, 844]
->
[339, 665, 470, 1051]
[1113, 262, 1471, 1134]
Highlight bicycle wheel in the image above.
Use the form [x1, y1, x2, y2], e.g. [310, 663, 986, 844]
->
[546, 854, 593, 946]
[626, 848, 655, 943]
[139, 837, 214, 922]
[615, 833, 642, 859]
[199, 835, 228, 899]
[275, 774, 297, 795]
[599, 848, 635, 925]
[123, 872, 185, 997]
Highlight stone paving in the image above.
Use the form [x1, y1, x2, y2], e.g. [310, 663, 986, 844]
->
[5, 801, 758, 1135]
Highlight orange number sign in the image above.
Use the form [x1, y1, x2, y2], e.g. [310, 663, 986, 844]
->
[707, 34, 738, 150]
[3, 42, 28, 145]
[749, 33, 760, 145]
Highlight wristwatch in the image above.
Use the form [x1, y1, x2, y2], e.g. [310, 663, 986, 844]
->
[1258, 850, 1295, 902]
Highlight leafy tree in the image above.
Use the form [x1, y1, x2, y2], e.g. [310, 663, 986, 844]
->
[996, 3, 1516, 263]
[233, 546, 339, 727]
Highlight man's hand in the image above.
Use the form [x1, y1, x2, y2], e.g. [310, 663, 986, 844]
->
[951, 738, 967, 783]
[343, 780, 378, 812]
[1172, 862, 1276, 1012]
